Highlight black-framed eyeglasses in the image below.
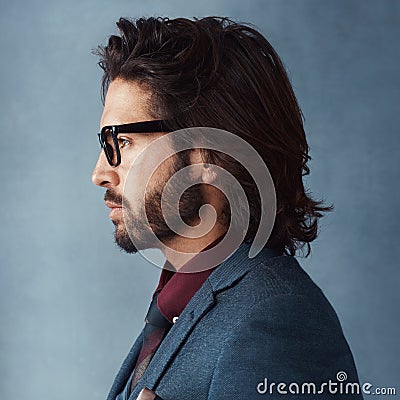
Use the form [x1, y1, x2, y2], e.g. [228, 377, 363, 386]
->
[97, 120, 172, 167]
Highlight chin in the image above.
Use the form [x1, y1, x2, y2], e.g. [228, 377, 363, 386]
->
[113, 224, 138, 253]
[115, 236, 138, 254]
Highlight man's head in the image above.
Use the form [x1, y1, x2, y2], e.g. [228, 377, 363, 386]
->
[92, 16, 332, 257]
[92, 78, 211, 254]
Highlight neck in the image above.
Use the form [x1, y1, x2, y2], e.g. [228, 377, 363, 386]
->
[162, 221, 227, 271]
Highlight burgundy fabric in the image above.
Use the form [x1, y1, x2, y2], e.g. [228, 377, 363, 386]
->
[155, 236, 223, 322]
[155, 264, 216, 323]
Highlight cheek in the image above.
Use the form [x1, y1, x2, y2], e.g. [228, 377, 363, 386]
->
[122, 155, 158, 207]
[123, 166, 147, 206]
[122, 142, 175, 202]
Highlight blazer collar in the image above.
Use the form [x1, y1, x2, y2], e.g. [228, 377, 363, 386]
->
[112, 242, 282, 400]
[207, 241, 282, 293]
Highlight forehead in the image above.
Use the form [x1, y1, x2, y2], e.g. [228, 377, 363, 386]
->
[100, 78, 153, 128]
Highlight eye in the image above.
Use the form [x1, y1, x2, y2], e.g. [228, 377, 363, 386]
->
[117, 136, 132, 149]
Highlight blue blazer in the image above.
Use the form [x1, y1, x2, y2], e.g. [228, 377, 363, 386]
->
[107, 243, 363, 399]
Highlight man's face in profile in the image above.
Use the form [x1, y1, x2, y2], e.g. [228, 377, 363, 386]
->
[91, 78, 203, 253]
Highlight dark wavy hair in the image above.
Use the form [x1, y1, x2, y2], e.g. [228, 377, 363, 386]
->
[95, 16, 333, 257]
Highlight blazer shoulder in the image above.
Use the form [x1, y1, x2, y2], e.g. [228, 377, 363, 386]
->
[207, 258, 360, 396]
[225, 255, 343, 331]
[230, 254, 317, 297]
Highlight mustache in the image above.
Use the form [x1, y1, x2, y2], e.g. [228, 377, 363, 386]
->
[104, 189, 124, 205]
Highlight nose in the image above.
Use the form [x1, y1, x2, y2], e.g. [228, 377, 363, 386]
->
[91, 151, 120, 188]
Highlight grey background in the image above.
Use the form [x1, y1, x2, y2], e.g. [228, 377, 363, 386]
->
[0, 0, 399, 398]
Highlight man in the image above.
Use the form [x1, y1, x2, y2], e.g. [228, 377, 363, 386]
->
[92, 16, 363, 399]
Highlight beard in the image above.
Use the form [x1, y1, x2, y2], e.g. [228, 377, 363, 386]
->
[104, 152, 204, 254]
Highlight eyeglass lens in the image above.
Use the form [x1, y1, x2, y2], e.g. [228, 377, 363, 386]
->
[102, 128, 118, 165]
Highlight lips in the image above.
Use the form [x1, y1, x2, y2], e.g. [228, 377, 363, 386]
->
[105, 201, 123, 219]
[105, 201, 123, 209]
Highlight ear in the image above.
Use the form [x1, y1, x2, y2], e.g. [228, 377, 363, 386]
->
[188, 149, 217, 184]
[201, 163, 217, 185]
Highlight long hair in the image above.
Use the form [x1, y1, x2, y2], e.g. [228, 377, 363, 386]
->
[95, 16, 333, 257]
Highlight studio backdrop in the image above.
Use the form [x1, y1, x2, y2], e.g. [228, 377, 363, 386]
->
[0, 0, 399, 398]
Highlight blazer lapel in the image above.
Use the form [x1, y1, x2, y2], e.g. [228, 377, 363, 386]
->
[128, 278, 216, 399]
[107, 329, 144, 400]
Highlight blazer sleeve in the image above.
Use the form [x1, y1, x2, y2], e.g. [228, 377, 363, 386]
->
[206, 294, 363, 400]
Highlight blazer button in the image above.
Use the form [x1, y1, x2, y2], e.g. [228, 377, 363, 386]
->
[172, 316, 179, 323]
